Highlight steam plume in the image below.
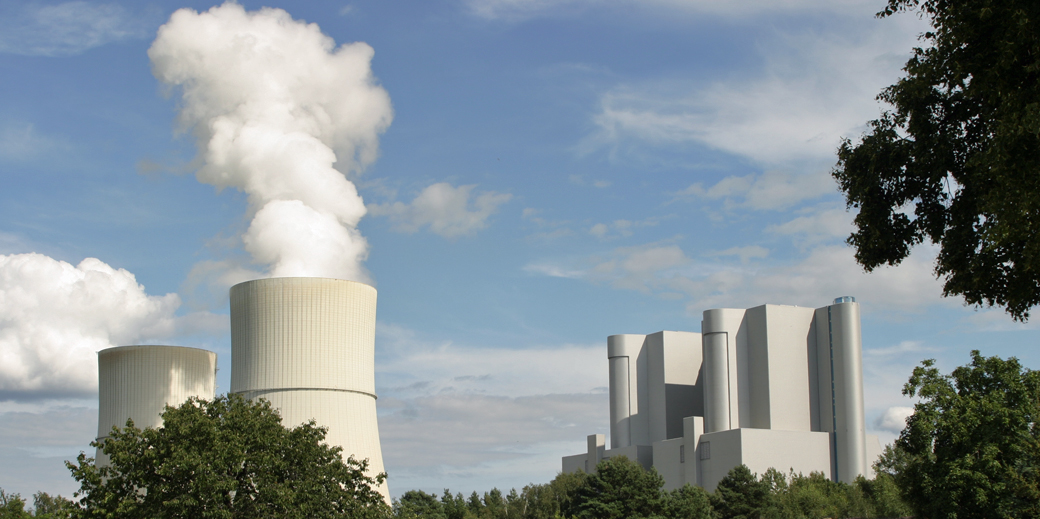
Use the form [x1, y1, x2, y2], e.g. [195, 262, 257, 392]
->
[148, 3, 393, 281]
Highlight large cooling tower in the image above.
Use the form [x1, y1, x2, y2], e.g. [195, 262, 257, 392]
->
[96, 345, 217, 464]
[229, 277, 388, 499]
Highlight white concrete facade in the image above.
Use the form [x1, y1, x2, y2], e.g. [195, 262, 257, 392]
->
[230, 277, 389, 500]
[96, 345, 217, 465]
[563, 298, 883, 491]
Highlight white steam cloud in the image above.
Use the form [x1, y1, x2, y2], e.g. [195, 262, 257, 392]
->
[149, 3, 393, 281]
[0, 253, 181, 399]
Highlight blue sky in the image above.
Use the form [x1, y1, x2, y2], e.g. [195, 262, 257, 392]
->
[1, 0, 1037, 502]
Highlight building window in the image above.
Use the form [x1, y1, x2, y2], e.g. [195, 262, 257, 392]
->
[680, 445, 685, 463]
[700, 442, 710, 460]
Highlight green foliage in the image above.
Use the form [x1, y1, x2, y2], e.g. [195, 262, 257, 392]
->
[440, 490, 468, 519]
[832, 0, 1040, 320]
[0, 489, 30, 519]
[664, 484, 712, 519]
[395, 490, 447, 519]
[411, 460, 908, 519]
[712, 465, 769, 519]
[570, 456, 667, 519]
[896, 351, 1040, 518]
[66, 394, 390, 519]
[0, 490, 73, 519]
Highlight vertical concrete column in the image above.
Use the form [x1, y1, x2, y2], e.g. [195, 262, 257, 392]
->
[702, 331, 730, 433]
[682, 416, 704, 487]
[607, 334, 645, 448]
[829, 299, 867, 483]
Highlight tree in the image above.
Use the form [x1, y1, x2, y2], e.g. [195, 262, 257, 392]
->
[832, 0, 1040, 320]
[394, 490, 446, 519]
[0, 489, 30, 519]
[711, 465, 769, 519]
[896, 351, 1040, 518]
[66, 394, 390, 519]
[664, 484, 713, 519]
[570, 456, 667, 519]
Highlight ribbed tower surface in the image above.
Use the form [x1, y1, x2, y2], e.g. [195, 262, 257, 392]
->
[229, 277, 388, 499]
[96, 345, 217, 464]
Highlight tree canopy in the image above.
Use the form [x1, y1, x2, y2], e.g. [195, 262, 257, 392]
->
[833, 0, 1040, 320]
[895, 351, 1040, 518]
[66, 394, 390, 519]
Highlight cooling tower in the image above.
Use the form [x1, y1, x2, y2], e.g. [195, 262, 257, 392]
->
[96, 345, 217, 464]
[229, 277, 388, 499]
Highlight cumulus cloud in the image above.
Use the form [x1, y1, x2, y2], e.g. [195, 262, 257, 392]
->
[149, 2, 393, 281]
[0, 2, 153, 56]
[368, 183, 512, 239]
[0, 253, 184, 400]
[875, 406, 914, 434]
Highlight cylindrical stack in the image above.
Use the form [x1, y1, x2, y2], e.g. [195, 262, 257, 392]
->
[229, 277, 388, 499]
[828, 300, 867, 483]
[96, 345, 217, 465]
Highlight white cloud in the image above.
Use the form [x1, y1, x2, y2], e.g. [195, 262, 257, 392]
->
[0, 2, 152, 56]
[0, 253, 215, 400]
[766, 205, 854, 246]
[0, 123, 66, 161]
[526, 241, 949, 315]
[673, 170, 838, 211]
[584, 13, 927, 184]
[374, 322, 608, 493]
[369, 183, 512, 238]
[465, 0, 878, 21]
[587, 218, 661, 240]
[875, 406, 913, 434]
[706, 245, 769, 265]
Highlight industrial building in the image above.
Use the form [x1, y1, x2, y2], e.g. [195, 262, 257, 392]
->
[94, 277, 388, 499]
[562, 298, 882, 491]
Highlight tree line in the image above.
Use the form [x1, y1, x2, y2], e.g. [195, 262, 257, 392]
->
[391, 458, 909, 519]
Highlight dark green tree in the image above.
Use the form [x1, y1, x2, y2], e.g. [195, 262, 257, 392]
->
[439, 490, 469, 519]
[711, 465, 769, 519]
[66, 394, 390, 519]
[833, 0, 1040, 320]
[897, 351, 1040, 518]
[664, 484, 713, 519]
[394, 490, 447, 519]
[570, 456, 667, 519]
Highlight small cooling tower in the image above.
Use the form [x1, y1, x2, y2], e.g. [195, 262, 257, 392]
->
[229, 277, 388, 499]
[96, 345, 217, 464]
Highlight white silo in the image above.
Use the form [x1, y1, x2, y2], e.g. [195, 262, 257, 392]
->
[229, 277, 388, 499]
[96, 345, 217, 464]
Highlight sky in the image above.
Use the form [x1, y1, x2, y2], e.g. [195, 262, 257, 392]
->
[0, 0, 1037, 502]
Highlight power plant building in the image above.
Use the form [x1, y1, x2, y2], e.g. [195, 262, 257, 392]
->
[95, 345, 217, 465]
[562, 298, 882, 491]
